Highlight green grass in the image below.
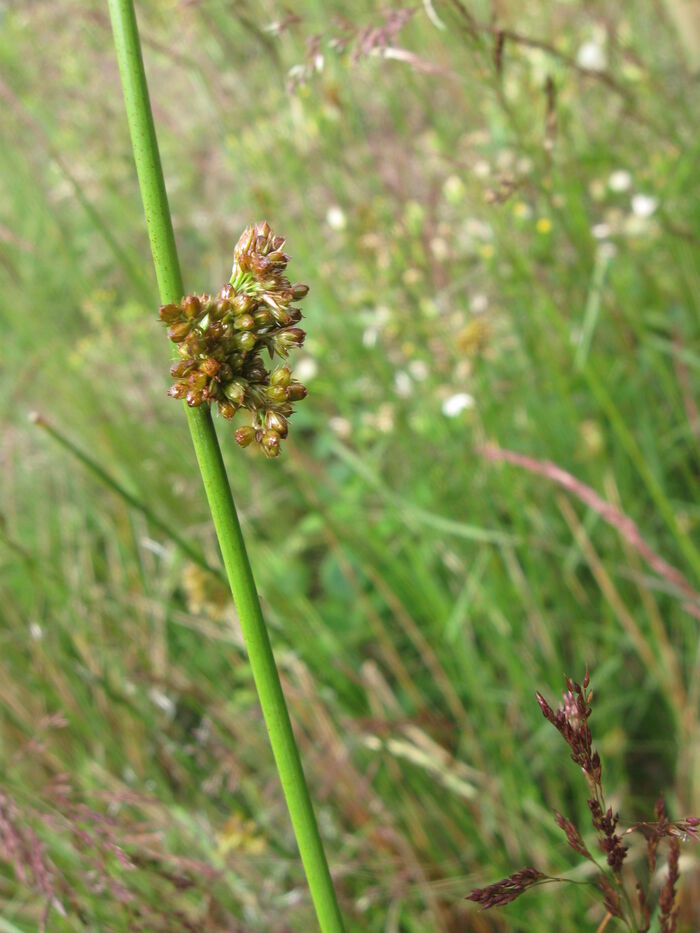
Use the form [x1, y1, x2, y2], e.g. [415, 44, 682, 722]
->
[1, 0, 699, 929]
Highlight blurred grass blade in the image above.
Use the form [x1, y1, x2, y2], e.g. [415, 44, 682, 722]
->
[332, 440, 519, 546]
[29, 412, 224, 583]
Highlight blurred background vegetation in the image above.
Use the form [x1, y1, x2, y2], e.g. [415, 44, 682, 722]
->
[1, 0, 700, 929]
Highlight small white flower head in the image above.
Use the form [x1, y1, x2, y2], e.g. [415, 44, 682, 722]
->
[608, 170, 632, 192]
[409, 360, 429, 381]
[576, 41, 606, 71]
[591, 223, 611, 240]
[329, 416, 352, 439]
[295, 356, 318, 383]
[148, 687, 175, 719]
[442, 392, 475, 417]
[631, 194, 658, 218]
[394, 371, 412, 398]
[326, 205, 347, 231]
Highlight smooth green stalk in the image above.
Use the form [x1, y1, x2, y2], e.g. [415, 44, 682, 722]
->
[106, 2, 344, 929]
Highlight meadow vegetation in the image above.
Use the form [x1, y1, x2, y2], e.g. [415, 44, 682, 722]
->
[1, 1, 699, 929]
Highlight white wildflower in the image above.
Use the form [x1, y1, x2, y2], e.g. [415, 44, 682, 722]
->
[608, 170, 632, 192]
[442, 392, 475, 417]
[631, 194, 658, 218]
[326, 205, 346, 230]
[577, 41, 606, 71]
[295, 356, 318, 382]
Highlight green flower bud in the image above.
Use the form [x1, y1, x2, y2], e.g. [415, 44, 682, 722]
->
[265, 385, 288, 404]
[224, 381, 246, 405]
[210, 299, 230, 321]
[270, 366, 291, 387]
[234, 332, 257, 351]
[232, 294, 254, 314]
[234, 314, 255, 331]
[254, 308, 273, 328]
[235, 425, 256, 447]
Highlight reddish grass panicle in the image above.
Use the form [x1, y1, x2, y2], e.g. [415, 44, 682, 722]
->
[467, 671, 698, 930]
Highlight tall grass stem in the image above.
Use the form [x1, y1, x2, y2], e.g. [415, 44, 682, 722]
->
[106, 2, 344, 928]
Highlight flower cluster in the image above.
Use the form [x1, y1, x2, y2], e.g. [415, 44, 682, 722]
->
[159, 222, 309, 457]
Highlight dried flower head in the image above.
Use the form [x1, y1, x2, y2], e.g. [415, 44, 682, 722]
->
[159, 222, 309, 458]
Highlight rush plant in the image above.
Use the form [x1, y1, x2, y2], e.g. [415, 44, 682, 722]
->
[106, 1, 344, 929]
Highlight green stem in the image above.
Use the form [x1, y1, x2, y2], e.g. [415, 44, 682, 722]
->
[106, 2, 344, 929]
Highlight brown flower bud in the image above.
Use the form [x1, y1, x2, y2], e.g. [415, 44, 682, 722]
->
[260, 430, 280, 457]
[182, 295, 201, 319]
[200, 357, 220, 377]
[218, 399, 238, 420]
[267, 250, 289, 267]
[287, 382, 308, 401]
[265, 410, 288, 438]
[159, 303, 182, 323]
[218, 283, 235, 301]
[291, 283, 309, 300]
[234, 314, 255, 331]
[168, 321, 192, 343]
[168, 383, 188, 399]
[187, 370, 209, 390]
[186, 389, 204, 407]
[170, 359, 196, 378]
[235, 425, 256, 447]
